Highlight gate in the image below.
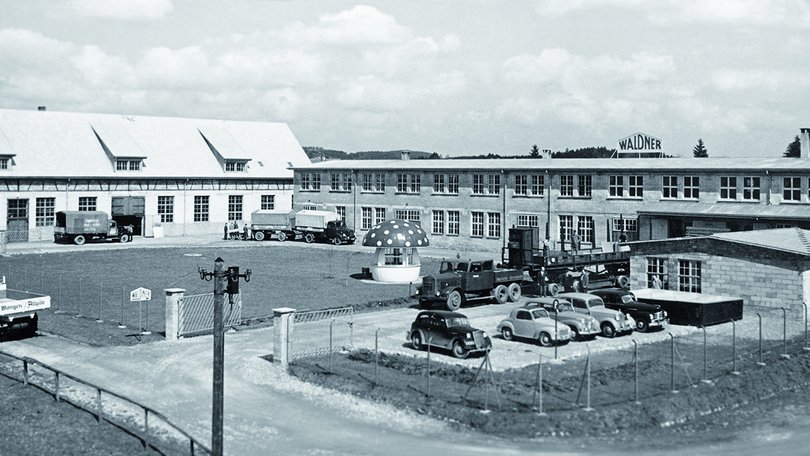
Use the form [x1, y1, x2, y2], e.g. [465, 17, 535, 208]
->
[177, 293, 242, 338]
[289, 307, 353, 360]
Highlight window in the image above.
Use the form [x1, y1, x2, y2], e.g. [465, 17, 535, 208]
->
[678, 259, 701, 293]
[783, 177, 801, 202]
[683, 176, 699, 199]
[116, 161, 128, 171]
[361, 207, 386, 230]
[447, 211, 460, 235]
[515, 175, 528, 195]
[129, 160, 141, 171]
[577, 175, 592, 197]
[7, 199, 27, 221]
[628, 175, 643, 198]
[472, 174, 499, 195]
[361, 173, 385, 192]
[577, 216, 594, 245]
[0, 158, 9, 169]
[384, 248, 403, 265]
[394, 209, 420, 224]
[662, 176, 678, 199]
[224, 161, 246, 172]
[471, 211, 485, 237]
[396, 174, 420, 194]
[432, 210, 445, 234]
[330, 173, 353, 192]
[157, 196, 174, 223]
[261, 195, 275, 210]
[35, 198, 55, 227]
[647, 257, 668, 289]
[78, 197, 97, 212]
[447, 174, 459, 194]
[560, 175, 574, 197]
[487, 212, 501, 238]
[612, 217, 638, 242]
[743, 177, 760, 201]
[433, 174, 446, 193]
[516, 213, 539, 228]
[335, 206, 346, 221]
[609, 176, 624, 197]
[558, 215, 573, 243]
[193, 196, 209, 222]
[116, 160, 141, 171]
[301, 172, 321, 191]
[720, 177, 737, 200]
[530, 175, 544, 196]
[375, 207, 386, 225]
[228, 195, 243, 221]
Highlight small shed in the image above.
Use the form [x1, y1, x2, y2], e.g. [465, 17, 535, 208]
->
[362, 220, 429, 283]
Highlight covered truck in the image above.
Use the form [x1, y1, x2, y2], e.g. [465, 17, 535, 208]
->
[250, 209, 356, 245]
[54, 211, 133, 245]
[0, 277, 48, 339]
[249, 210, 296, 241]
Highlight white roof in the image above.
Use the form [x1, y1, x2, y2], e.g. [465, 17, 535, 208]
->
[0, 108, 310, 178]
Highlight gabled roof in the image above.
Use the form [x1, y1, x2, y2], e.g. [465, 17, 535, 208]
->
[0, 108, 309, 178]
[198, 125, 252, 161]
[712, 228, 810, 256]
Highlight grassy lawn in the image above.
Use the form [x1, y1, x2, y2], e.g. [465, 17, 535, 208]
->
[3, 243, 438, 345]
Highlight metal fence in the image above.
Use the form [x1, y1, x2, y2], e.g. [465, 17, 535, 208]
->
[289, 307, 354, 361]
[0, 350, 210, 456]
[177, 293, 242, 338]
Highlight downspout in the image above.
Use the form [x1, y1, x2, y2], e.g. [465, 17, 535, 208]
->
[501, 169, 507, 253]
[545, 170, 551, 241]
[183, 179, 188, 237]
[352, 169, 357, 231]
[764, 170, 771, 205]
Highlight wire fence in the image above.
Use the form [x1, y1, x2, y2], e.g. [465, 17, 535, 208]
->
[0, 350, 210, 456]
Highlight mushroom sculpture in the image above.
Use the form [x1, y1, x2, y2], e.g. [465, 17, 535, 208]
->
[362, 219, 429, 283]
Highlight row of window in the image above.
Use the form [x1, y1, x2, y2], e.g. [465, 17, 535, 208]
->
[6, 195, 276, 226]
[647, 258, 702, 293]
[113, 159, 247, 173]
[300, 172, 810, 202]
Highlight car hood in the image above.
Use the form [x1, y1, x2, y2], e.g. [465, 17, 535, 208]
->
[622, 301, 662, 312]
[589, 306, 622, 318]
[448, 325, 484, 335]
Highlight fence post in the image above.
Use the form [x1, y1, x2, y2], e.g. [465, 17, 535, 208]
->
[164, 288, 185, 341]
[118, 287, 126, 328]
[670, 333, 678, 393]
[781, 308, 790, 359]
[142, 298, 151, 335]
[77, 277, 83, 317]
[55, 372, 60, 402]
[701, 326, 712, 384]
[426, 336, 432, 397]
[730, 319, 740, 375]
[756, 313, 766, 366]
[143, 409, 149, 449]
[554, 309, 558, 360]
[23, 359, 28, 386]
[535, 350, 545, 416]
[56, 273, 62, 313]
[803, 302, 809, 352]
[96, 282, 104, 323]
[374, 328, 380, 386]
[96, 389, 103, 423]
[272, 308, 295, 367]
[583, 344, 593, 411]
[329, 319, 334, 373]
[633, 339, 640, 404]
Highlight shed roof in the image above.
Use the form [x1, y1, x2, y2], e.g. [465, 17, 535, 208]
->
[0, 108, 309, 178]
[630, 228, 810, 257]
[636, 201, 810, 220]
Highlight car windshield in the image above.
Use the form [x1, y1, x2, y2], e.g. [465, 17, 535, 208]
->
[531, 309, 550, 319]
[446, 317, 469, 327]
[439, 261, 455, 273]
[588, 298, 604, 308]
[557, 303, 574, 312]
[620, 295, 634, 304]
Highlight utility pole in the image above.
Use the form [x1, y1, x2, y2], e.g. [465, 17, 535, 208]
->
[198, 257, 251, 456]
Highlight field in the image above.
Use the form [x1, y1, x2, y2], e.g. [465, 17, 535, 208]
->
[2, 243, 436, 345]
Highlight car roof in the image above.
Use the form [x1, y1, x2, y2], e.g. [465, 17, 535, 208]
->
[524, 297, 571, 307]
[590, 288, 631, 295]
[557, 292, 602, 299]
[416, 310, 467, 318]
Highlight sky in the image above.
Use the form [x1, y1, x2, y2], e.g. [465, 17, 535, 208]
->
[1, 0, 809, 158]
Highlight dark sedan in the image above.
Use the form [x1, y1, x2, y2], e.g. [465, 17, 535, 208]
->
[590, 288, 667, 332]
[407, 310, 492, 359]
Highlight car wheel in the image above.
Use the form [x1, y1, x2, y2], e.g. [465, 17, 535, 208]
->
[539, 332, 552, 347]
[636, 319, 649, 332]
[332, 237, 341, 245]
[568, 325, 580, 340]
[601, 322, 616, 338]
[304, 233, 315, 243]
[451, 340, 469, 359]
[253, 231, 266, 241]
[507, 283, 522, 302]
[277, 232, 287, 242]
[446, 291, 463, 311]
[119, 234, 130, 243]
[411, 333, 423, 351]
[547, 283, 560, 297]
[73, 235, 86, 246]
[493, 285, 509, 304]
[501, 327, 513, 341]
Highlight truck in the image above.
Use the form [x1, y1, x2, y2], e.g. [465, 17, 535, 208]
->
[419, 259, 528, 311]
[503, 227, 631, 296]
[1, 277, 48, 339]
[250, 209, 356, 245]
[54, 211, 133, 245]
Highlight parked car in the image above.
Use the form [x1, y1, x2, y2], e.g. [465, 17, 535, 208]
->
[497, 306, 572, 347]
[525, 297, 601, 340]
[589, 288, 668, 332]
[557, 292, 635, 338]
[407, 310, 492, 359]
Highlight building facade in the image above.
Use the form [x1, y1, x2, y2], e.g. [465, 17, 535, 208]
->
[0, 108, 310, 241]
[292, 145, 810, 254]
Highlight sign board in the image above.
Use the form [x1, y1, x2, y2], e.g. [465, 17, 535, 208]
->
[0, 296, 51, 316]
[617, 132, 663, 157]
[130, 287, 152, 302]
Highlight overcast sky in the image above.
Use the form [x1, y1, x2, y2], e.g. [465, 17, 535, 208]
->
[2, 0, 809, 157]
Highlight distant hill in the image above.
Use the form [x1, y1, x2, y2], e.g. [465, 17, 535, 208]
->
[304, 147, 439, 160]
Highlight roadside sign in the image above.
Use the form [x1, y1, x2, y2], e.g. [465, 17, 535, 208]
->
[130, 287, 152, 302]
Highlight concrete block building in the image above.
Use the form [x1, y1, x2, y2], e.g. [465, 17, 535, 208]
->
[0, 108, 310, 241]
[627, 228, 810, 312]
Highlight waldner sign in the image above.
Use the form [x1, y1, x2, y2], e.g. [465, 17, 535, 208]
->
[617, 132, 662, 156]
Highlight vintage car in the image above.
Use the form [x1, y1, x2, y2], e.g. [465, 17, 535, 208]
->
[557, 292, 635, 338]
[407, 310, 492, 359]
[590, 288, 668, 332]
[525, 297, 601, 340]
[497, 306, 571, 346]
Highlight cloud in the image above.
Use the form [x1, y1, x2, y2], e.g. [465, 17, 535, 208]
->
[711, 69, 810, 92]
[279, 5, 412, 45]
[71, 0, 173, 20]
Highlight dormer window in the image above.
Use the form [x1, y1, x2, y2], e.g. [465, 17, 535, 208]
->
[116, 159, 142, 171]
[0, 157, 9, 170]
[225, 160, 247, 172]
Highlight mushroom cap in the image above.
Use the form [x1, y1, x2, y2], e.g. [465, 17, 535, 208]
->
[362, 219, 430, 248]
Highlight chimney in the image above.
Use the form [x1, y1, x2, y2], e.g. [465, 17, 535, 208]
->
[542, 148, 552, 159]
[400, 150, 411, 160]
[801, 128, 810, 159]
[37, 106, 46, 111]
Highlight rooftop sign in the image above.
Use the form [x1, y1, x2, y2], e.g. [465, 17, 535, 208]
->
[617, 132, 663, 156]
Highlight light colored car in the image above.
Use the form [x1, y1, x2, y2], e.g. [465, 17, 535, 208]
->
[525, 297, 601, 340]
[497, 306, 572, 347]
[557, 292, 635, 338]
